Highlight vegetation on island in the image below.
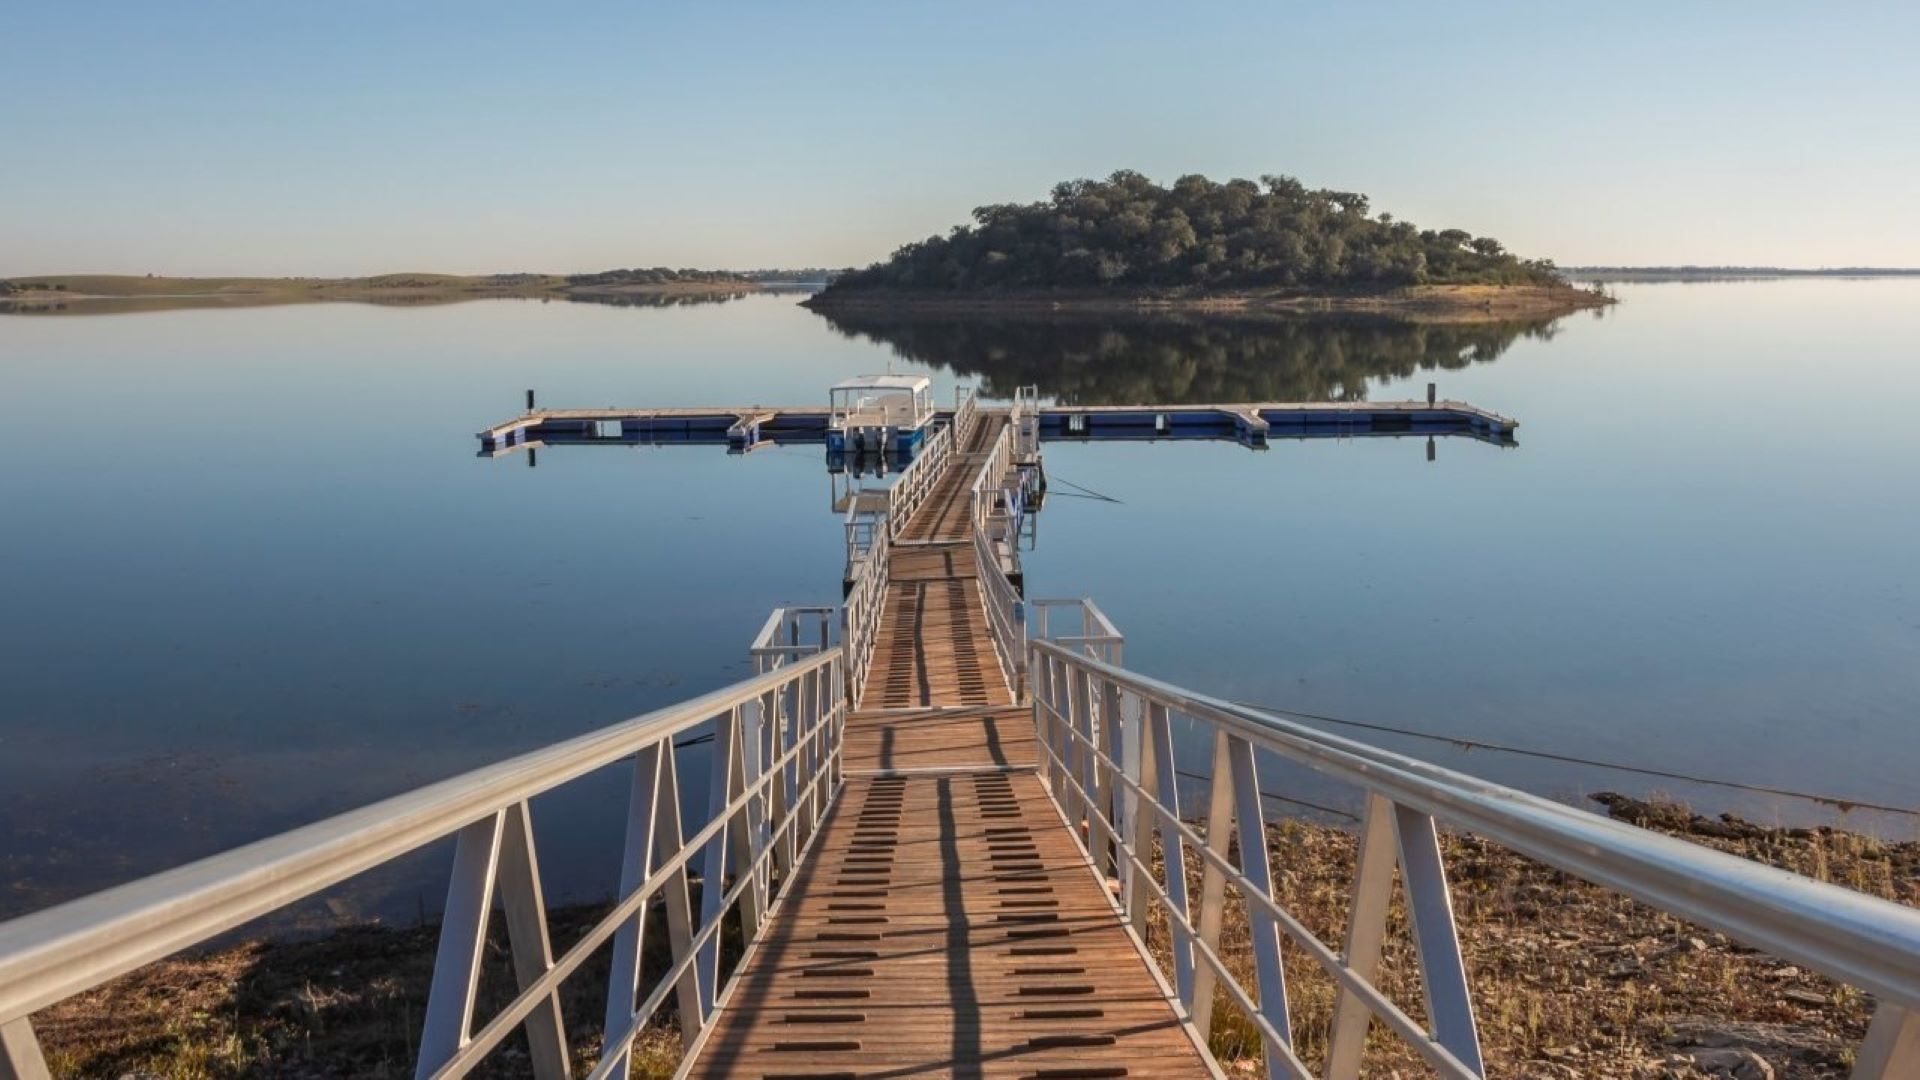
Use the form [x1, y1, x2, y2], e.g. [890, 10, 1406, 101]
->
[813, 171, 1576, 308]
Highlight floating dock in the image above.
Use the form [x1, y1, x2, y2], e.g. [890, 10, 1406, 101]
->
[477, 398, 1517, 456]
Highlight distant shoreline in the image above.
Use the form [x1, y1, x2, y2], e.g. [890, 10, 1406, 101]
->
[0, 274, 763, 309]
[803, 282, 1611, 321]
[1564, 266, 1920, 282]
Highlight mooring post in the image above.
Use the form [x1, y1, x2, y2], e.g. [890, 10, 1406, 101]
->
[527, 447, 538, 469]
[526, 388, 536, 412]
[1427, 382, 1436, 406]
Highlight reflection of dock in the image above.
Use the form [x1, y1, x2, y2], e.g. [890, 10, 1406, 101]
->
[477, 397, 1517, 456]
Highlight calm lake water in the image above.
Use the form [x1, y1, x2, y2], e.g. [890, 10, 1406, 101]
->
[3, 280, 1917, 924]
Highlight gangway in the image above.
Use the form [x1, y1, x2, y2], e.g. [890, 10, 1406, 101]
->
[4, 400, 1919, 1080]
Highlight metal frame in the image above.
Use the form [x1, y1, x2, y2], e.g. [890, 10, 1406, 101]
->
[0, 650, 848, 1080]
[1026, 638, 1920, 1080]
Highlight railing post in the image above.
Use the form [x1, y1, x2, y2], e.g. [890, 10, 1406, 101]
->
[1147, 702, 1196, 1008]
[1051, 652, 1068, 801]
[1068, 664, 1095, 835]
[1393, 805, 1485, 1076]
[1325, 793, 1398, 1080]
[695, 709, 739, 1019]
[738, 699, 772, 925]
[1191, 728, 1236, 1038]
[1087, 675, 1120, 881]
[1853, 1003, 1920, 1079]
[1119, 689, 1148, 936]
[1226, 736, 1292, 1076]
[655, 746, 703, 1049]
[496, 801, 570, 1080]
[604, 743, 663, 1076]
[417, 811, 507, 1079]
[0, 1018, 50, 1080]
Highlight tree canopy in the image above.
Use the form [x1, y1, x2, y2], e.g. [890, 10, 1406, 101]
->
[823, 171, 1561, 294]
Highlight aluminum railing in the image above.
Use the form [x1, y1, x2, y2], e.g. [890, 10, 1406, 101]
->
[965, 421, 1030, 698]
[883, 403, 958, 544]
[952, 384, 980, 450]
[1028, 598, 1123, 666]
[973, 521, 1025, 698]
[750, 605, 837, 674]
[1026, 638, 1920, 1080]
[0, 650, 848, 1080]
[842, 513, 890, 710]
[1012, 384, 1040, 462]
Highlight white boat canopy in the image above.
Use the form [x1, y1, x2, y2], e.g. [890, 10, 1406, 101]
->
[828, 375, 935, 433]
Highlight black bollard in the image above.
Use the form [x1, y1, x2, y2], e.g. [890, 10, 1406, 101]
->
[1426, 436, 1436, 462]
[1427, 382, 1436, 407]
[526, 389, 536, 412]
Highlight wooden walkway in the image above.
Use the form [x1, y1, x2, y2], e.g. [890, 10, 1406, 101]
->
[685, 411, 1211, 1079]
[863, 414, 1015, 710]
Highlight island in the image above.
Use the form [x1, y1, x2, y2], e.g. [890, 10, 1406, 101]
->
[805, 170, 1610, 318]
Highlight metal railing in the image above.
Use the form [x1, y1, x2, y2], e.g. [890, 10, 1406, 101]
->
[952, 384, 980, 450]
[750, 606, 837, 674]
[842, 513, 890, 710]
[1012, 384, 1040, 462]
[965, 421, 1028, 697]
[883, 400, 960, 544]
[1028, 598, 1123, 666]
[0, 650, 848, 1080]
[1026, 638, 1920, 1080]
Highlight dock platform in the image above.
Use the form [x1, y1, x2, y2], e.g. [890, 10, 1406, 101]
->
[476, 398, 1517, 455]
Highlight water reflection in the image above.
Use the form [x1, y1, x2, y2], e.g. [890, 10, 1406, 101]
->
[814, 309, 1569, 403]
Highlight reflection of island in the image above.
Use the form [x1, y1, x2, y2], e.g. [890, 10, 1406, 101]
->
[562, 289, 752, 309]
[815, 308, 1568, 403]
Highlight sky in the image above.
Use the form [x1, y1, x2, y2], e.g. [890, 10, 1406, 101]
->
[3, 1, 1917, 276]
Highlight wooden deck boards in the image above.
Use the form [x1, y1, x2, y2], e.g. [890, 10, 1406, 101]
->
[684, 773, 1208, 1079]
[843, 706, 1036, 773]
[861, 575, 1012, 709]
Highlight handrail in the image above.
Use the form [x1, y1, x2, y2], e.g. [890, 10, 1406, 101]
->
[966, 421, 1026, 696]
[952, 384, 980, 450]
[883, 408, 956, 543]
[0, 650, 848, 1079]
[842, 515, 889, 709]
[972, 522, 1024, 699]
[1026, 639, 1920, 1080]
[750, 605, 837, 674]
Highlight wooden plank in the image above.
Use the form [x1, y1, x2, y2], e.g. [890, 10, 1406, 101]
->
[683, 774, 1210, 1079]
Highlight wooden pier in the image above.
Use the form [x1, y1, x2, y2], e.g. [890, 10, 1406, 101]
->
[680, 407, 1212, 1078]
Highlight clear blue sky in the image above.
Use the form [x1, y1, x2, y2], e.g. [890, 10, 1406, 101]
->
[4, 1, 1916, 276]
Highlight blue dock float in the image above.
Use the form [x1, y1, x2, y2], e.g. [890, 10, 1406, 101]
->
[477, 399, 1517, 456]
